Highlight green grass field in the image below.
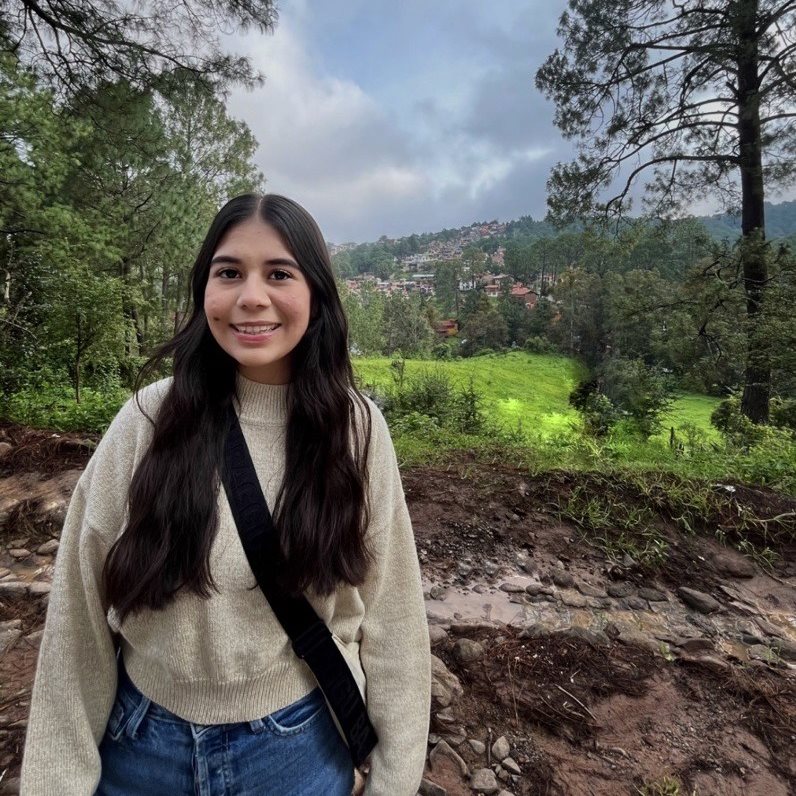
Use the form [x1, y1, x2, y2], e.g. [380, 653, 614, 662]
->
[353, 351, 720, 442]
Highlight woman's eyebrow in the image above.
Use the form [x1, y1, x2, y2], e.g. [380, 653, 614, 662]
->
[210, 254, 300, 268]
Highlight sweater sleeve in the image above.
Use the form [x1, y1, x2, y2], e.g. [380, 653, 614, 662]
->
[20, 390, 159, 795]
[358, 403, 431, 795]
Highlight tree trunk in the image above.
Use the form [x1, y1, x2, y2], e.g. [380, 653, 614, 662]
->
[736, 0, 770, 423]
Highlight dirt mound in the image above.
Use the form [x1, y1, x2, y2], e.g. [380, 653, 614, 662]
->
[428, 624, 795, 795]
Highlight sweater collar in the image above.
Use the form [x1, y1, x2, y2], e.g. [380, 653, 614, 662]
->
[235, 372, 289, 425]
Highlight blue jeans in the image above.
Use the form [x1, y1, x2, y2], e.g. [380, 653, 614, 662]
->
[96, 664, 354, 795]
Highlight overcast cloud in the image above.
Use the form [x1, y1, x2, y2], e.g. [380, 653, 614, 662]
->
[225, 2, 571, 242]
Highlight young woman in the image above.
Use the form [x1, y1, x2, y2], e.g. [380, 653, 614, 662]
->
[21, 194, 431, 795]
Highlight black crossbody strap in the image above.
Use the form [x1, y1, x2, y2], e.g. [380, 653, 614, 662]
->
[221, 407, 378, 767]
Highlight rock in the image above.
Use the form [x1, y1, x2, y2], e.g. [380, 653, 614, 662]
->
[754, 617, 784, 639]
[441, 731, 466, 747]
[552, 571, 575, 589]
[473, 584, 488, 594]
[686, 613, 719, 636]
[491, 735, 510, 761]
[0, 622, 22, 655]
[768, 638, 796, 662]
[7, 548, 31, 560]
[675, 637, 715, 654]
[710, 549, 756, 579]
[29, 582, 51, 596]
[606, 582, 634, 598]
[419, 779, 447, 796]
[24, 629, 44, 648]
[0, 568, 10, 579]
[619, 630, 667, 656]
[559, 626, 610, 646]
[677, 587, 720, 614]
[524, 582, 545, 596]
[497, 791, 515, 796]
[499, 582, 525, 593]
[680, 653, 730, 673]
[435, 708, 456, 724]
[468, 739, 486, 755]
[431, 655, 463, 710]
[518, 623, 550, 640]
[747, 644, 778, 664]
[740, 630, 766, 646]
[429, 626, 448, 646]
[603, 622, 622, 640]
[560, 591, 588, 608]
[501, 757, 521, 775]
[638, 587, 668, 602]
[430, 585, 445, 600]
[453, 638, 484, 664]
[622, 553, 637, 569]
[0, 441, 12, 459]
[625, 596, 649, 610]
[0, 581, 29, 596]
[470, 768, 500, 794]
[429, 740, 468, 778]
[484, 561, 499, 577]
[36, 539, 60, 556]
[576, 582, 607, 598]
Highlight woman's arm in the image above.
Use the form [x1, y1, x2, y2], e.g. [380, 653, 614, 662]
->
[357, 403, 431, 796]
[21, 385, 162, 795]
[20, 482, 118, 795]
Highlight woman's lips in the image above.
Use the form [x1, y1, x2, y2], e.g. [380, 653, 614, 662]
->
[230, 323, 281, 341]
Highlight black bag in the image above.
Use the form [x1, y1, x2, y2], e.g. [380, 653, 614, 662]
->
[221, 407, 378, 767]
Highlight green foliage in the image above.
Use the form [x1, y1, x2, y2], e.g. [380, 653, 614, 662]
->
[569, 381, 620, 437]
[1, 384, 127, 433]
[378, 368, 488, 436]
[600, 357, 675, 438]
[382, 293, 434, 356]
[771, 398, 796, 432]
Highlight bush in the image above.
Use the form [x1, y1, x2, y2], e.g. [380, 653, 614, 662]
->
[710, 395, 767, 447]
[599, 357, 674, 438]
[1, 384, 128, 433]
[569, 380, 620, 437]
[771, 397, 796, 432]
[378, 368, 488, 436]
[524, 335, 557, 355]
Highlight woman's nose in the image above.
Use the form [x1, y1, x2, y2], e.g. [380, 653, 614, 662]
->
[237, 277, 272, 308]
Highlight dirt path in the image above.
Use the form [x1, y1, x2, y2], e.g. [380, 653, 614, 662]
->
[0, 426, 794, 795]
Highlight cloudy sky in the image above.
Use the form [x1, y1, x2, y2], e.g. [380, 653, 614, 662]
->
[225, 0, 572, 243]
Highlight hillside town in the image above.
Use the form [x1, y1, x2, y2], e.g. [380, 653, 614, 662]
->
[333, 218, 558, 325]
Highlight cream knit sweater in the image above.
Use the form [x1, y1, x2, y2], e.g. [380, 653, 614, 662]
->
[21, 375, 431, 795]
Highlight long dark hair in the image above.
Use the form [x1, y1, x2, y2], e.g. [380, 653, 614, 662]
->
[104, 194, 372, 621]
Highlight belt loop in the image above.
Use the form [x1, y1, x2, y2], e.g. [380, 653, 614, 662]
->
[125, 690, 152, 739]
[248, 718, 266, 734]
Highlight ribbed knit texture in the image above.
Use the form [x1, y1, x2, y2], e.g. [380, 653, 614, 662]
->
[21, 374, 431, 795]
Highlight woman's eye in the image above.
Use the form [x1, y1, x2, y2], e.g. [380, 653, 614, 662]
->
[271, 270, 292, 280]
[216, 268, 239, 279]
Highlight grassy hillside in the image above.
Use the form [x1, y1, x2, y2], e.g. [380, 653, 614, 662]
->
[353, 351, 719, 442]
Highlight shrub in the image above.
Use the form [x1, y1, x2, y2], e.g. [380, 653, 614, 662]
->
[524, 335, 557, 354]
[599, 357, 674, 438]
[378, 368, 488, 436]
[771, 397, 796, 432]
[569, 380, 620, 437]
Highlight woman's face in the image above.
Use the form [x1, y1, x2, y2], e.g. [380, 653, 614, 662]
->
[204, 217, 312, 384]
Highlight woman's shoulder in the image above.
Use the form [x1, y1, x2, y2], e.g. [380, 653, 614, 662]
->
[81, 377, 173, 482]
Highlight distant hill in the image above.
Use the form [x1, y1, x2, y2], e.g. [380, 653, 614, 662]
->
[334, 199, 796, 253]
[699, 200, 796, 241]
